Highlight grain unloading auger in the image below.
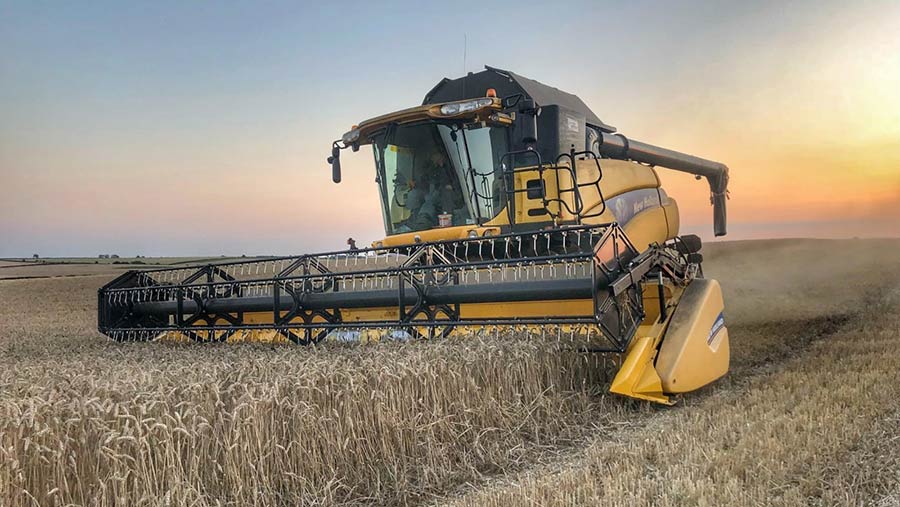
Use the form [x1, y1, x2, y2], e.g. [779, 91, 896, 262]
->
[99, 66, 731, 404]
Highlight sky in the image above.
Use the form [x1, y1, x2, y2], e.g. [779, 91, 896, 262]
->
[1, 0, 898, 257]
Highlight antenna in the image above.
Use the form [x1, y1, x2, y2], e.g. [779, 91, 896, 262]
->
[462, 33, 467, 98]
[463, 33, 467, 74]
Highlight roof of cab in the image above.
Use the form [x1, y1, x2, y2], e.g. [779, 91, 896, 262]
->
[423, 65, 616, 133]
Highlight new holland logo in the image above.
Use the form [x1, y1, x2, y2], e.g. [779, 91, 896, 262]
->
[707, 312, 726, 348]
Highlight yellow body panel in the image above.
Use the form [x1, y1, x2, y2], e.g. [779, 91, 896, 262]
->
[459, 299, 592, 319]
[575, 160, 674, 249]
[542, 159, 662, 226]
[181, 299, 596, 333]
[512, 167, 561, 224]
[379, 225, 502, 247]
[662, 199, 680, 240]
[655, 278, 730, 393]
[609, 326, 672, 405]
[609, 283, 679, 404]
[577, 159, 661, 216]
[622, 207, 672, 252]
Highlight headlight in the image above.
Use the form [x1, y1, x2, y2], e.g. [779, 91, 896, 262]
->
[341, 128, 360, 144]
[439, 98, 493, 116]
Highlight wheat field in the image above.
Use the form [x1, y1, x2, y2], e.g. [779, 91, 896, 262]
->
[1, 239, 899, 506]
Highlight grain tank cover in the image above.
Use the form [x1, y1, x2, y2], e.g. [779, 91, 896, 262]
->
[423, 65, 616, 133]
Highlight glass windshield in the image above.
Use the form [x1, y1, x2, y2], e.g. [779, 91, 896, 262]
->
[373, 122, 508, 235]
[442, 124, 508, 221]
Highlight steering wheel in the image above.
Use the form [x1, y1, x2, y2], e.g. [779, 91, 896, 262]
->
[393, 182, 411, 208]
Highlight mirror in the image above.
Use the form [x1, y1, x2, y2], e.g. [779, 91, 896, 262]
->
[328, 145, 342, 183]
[519, 99, 538, 146]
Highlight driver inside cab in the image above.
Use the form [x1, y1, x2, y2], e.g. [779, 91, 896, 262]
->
[397, 150, 468, 232]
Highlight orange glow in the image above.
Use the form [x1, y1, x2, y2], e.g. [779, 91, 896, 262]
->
[2, 2, 898, 257]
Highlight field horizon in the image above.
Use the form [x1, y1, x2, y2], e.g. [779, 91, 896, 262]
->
[4, 234, 900, 264]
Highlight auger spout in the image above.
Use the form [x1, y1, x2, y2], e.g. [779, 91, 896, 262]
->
[596, 132, 730, 236]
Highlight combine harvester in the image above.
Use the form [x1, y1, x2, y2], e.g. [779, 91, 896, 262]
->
[99, 66, 730, 404]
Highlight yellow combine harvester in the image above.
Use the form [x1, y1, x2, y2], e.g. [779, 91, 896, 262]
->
[99, 66, 731, 404]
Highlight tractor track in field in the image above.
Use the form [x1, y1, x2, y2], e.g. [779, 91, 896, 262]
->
[425, 310, 862, 506]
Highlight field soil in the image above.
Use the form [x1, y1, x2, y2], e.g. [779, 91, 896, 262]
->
[1, 239, 899, 506]
[0, 257, 254, 280]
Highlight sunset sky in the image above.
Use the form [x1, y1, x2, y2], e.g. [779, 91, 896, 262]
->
[1, 0, 898, 257]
